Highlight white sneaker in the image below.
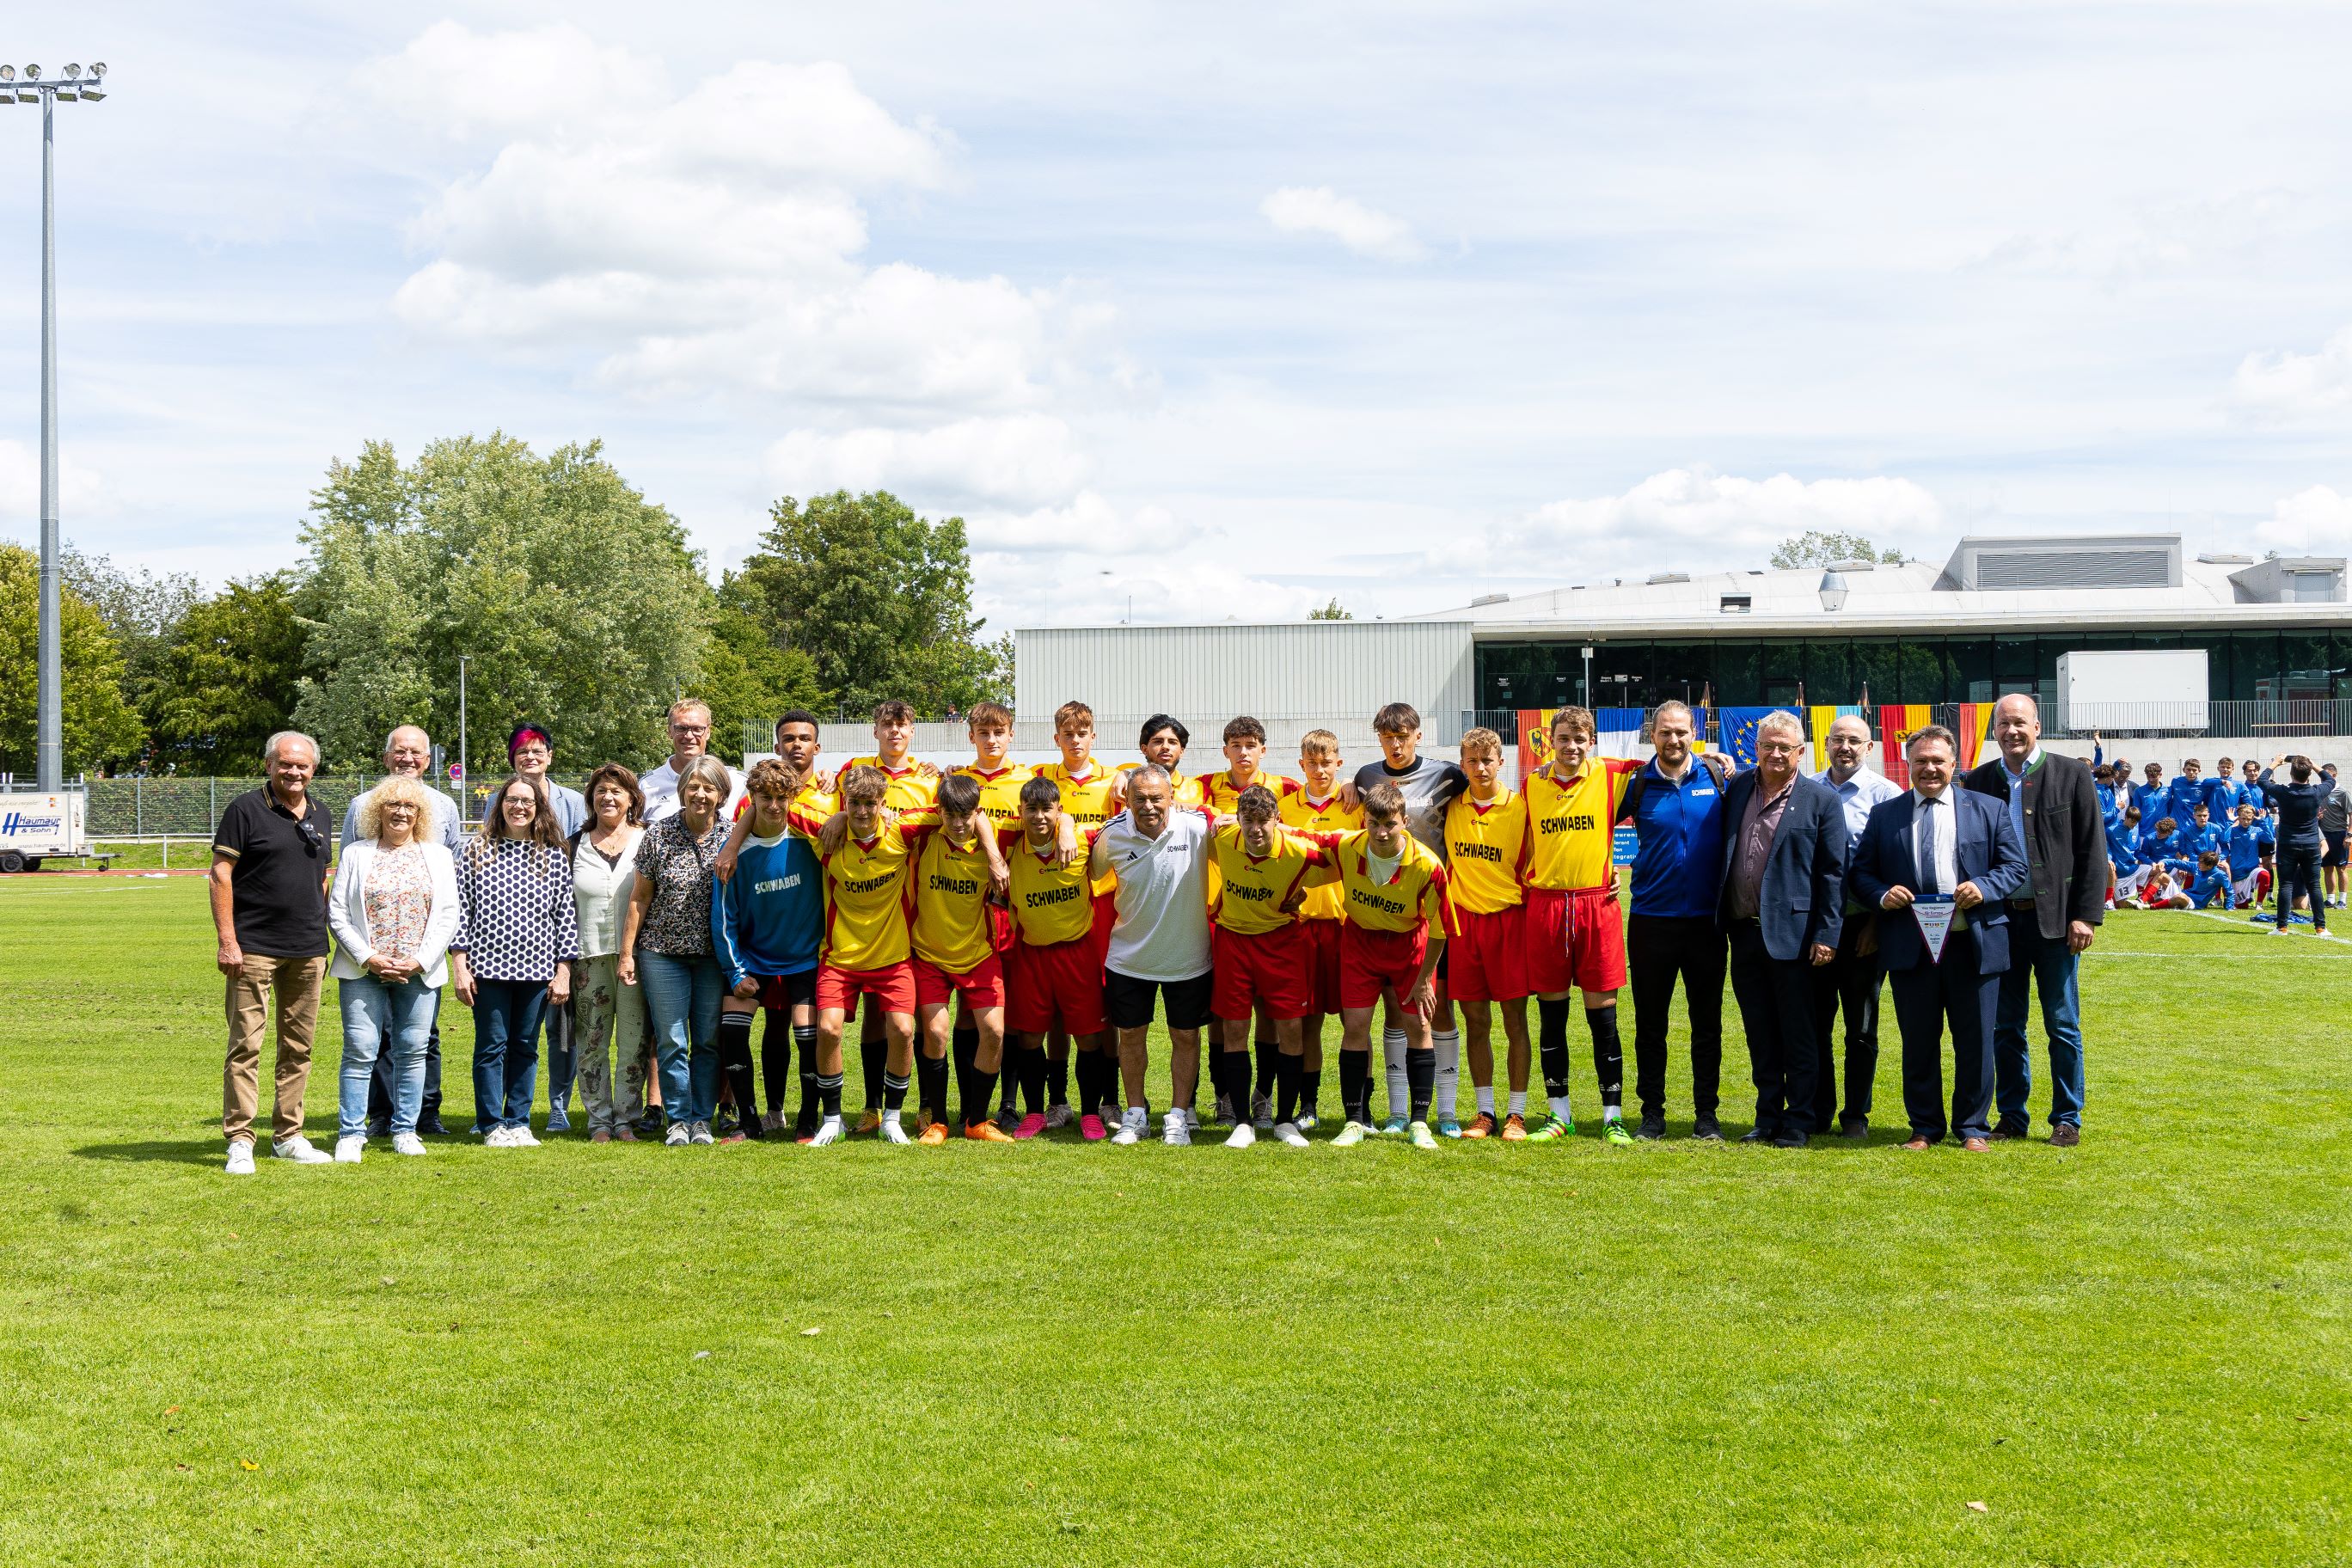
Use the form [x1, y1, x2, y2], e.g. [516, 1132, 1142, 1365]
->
[1225, 1122, 1257, 1149]
[1110, 1106, 1148, 1146]
[1184, 1106, 1201, 1130]
[224, 1140, 255, 1175]
[809, 1115, 846, 1148]
[334, 1135, 365, 1164]
[689, 1121, 715, 1146]
[1044, 1103, 1074, 1130]
[390, 1133, 427, 1156]
[881, 1113, 911, 1145]
[1295, 1111, 1319, 1132]
[1274, 1122, 1309, 1148]
[271, 1134, 332, 1165]
[483, 1126, 513, 1148]
[509, 1127, 542, 1148]
[665, 1122, 691, 1146]
[1164, 1109, 1192, 1147]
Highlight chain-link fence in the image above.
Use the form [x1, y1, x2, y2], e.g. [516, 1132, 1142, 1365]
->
[79, 775, 609, 838]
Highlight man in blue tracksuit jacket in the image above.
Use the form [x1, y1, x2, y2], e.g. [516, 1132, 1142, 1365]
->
[711, 762, 828, 1137]
[2163, 762, 2209, 828]
[1615, 700, 1735, 1141]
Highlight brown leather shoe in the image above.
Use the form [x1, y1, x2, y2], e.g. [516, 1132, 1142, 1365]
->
[2049, 1123, 2081, 1148]
[1962, 1136, 1990, 1152]
[1989, 1119, 2030, 1142]
[1901, 1135, 1933, 1151]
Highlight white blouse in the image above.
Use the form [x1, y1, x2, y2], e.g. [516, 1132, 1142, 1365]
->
[572, 825, 645, 959]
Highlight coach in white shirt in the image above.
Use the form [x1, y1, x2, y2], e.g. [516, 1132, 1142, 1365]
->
[1088, 765, 1214, 1147]
[1810, 713, 1903, 1139]
[640, 698, 747, 824]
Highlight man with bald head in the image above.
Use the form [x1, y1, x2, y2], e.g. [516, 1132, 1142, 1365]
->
[1813, 712, 1902, 1138]
[1961, 695, 2104, 1148]
[340, 724, 465, 1136]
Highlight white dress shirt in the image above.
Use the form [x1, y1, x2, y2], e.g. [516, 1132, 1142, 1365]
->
[1913, 787, 1958, 895]
[640, 756, 748, 824]
[1818, 763, 1902, 845]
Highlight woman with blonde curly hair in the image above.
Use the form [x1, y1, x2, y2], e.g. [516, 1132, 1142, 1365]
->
[328, 774, 462, 1161]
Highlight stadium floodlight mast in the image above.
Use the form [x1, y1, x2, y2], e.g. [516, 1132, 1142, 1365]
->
[4, 59, 107, 791]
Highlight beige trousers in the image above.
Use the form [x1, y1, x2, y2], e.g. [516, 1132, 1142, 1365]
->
[224, 954, 327, 1144]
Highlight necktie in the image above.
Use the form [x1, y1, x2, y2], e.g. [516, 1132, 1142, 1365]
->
[1919, 798, 1941, 894]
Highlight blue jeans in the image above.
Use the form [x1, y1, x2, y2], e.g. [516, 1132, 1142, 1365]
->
[471, 979, 549, 1131]
[1994, 917, 2085, 1129]
[639, 949, 724, 1125]
[338, 974, 438, 1138]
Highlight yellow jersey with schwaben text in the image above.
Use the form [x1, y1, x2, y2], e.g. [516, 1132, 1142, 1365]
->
[1200, 769, 1301, 818]
[1442, 789, 1531, 916]
[1039, 761, 1120, 897]
[952, 763, 1034, 834]
[791, 770, 838, 822]
[1334, 830, 1452, 935]
[1112, 762, 1204, 810]
[906, 822, 995, 974]
[791, 805, 936, 971]
[998, 824, 1100, 947]
[1523, 760, 1640, 892]
[1205, 824, 1330, 938]
[836, 756, 940, 813]
[1281, 791, 1363, 921]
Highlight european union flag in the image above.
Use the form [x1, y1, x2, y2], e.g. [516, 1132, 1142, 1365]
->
[1718, 707, 1779, 769]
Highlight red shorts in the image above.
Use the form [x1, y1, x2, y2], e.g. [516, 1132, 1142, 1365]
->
[1088, 889, 1117, 966]
[1338, 922, 1430, 1011]
[913, 951, 1005, 1010]
[752, 969, 818, 1012]
[815, 960, 916, 1016]
[1211, 923, 1314, 1020]
[1522, 885, 1628, 995]
[1301, 918, 1343, 1015]
[1006, 937, 1107, 1035]
[1447, 903, 1530, 1003]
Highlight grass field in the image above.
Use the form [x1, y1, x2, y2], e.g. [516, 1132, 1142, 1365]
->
[3, 876, 2348, 1565]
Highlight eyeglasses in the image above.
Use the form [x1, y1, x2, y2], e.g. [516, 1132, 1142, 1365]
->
[512, 745, 550, 760]
[671, 724, 711, 737]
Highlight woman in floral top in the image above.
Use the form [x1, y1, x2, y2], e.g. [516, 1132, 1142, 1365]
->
[568, 763, 650, 1142]
[620, 755, 731, 1145]
[450, 776, 581, 1148]
[328, 774, 462, 1161]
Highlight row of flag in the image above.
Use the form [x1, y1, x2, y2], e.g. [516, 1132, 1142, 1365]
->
[1514, 701, 2000, 785]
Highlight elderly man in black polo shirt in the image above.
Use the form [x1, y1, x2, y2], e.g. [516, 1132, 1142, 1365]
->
[211, 731, 336, 1174]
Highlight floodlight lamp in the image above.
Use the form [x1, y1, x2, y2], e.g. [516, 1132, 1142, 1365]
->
[0, 65, 15, 81]
[23, 64, 37, 79]
[64, 64, 80, 78]
[90, 62, 106, 77]
[77, 82, 104, 100]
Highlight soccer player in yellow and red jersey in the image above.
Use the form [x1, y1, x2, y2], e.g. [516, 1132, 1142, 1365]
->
[1034, 700, 1118, 1125]
[1438, 726, 1534, 1140]
[796, 766, 928, 1148]
[1279, 729, 1360, 1130]
[1112, 714, 1206, 811]
[1199, 716, 1305, 1127]
[834, 699, 940, 1131]
[999, 775, 1118, 1138]
[1522, 706, 1642, 1143]
[951, 701, 1033, 1129]
[905, 771, 1014, 1144]
[1204, 785, 1332, 1148]
[1328, 781, 1451, 1148]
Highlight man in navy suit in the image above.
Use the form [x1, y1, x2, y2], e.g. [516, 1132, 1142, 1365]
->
[1716, 711, 1847, 1147]
[1847, 726, 2028, 1151]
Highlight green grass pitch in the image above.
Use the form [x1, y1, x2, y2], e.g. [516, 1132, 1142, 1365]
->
[3, 876, 2347, 1565]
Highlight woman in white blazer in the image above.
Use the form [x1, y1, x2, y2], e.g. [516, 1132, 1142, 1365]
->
[328, 774, 462, 1162]
[568, 763, 649, 1142]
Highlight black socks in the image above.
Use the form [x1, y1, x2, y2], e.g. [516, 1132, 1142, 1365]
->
[917, 1052, 949, 1125]
[1048, 1046, 1070, 1108]
[860, 1030, 887, 1112]
[965, 1064, 1000, 1130]
[1253, 1037, 1279, 1104]
[758, 1008, 793, 1123]
[818, 1070, 843, 1119]
[1585, 1004, 1623, 1106]
[1406, 1047, 1436, 1122]
[716, 1011, 760, 1136]
[1274, 1051, 1303, 1124]
[1339, 1049, 1371, 1124]
[793, 1023, 819, 1134]
[882, 1070, 910, 1112]
[1538, 996, 1574, 1100]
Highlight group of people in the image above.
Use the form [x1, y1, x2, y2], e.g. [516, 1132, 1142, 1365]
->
[2087, 744, 2346, 924]
[206, 689, 2335, 1173]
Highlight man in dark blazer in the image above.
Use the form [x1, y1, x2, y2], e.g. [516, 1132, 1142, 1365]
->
[1961, 695, 2104, 1148]
[1715, 712, 1847, 1147]
[1847, 726, 2029, 1151]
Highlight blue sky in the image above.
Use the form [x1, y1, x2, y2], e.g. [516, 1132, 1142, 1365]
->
[3, 2, 2351, 629]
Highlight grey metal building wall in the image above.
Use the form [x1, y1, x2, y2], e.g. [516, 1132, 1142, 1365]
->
[1014, 621, 1477, 744]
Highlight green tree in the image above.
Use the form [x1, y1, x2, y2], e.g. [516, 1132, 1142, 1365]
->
[144, 573, 308, 773]
[701, 579, 824, 756]
[732, 491, 1007, 717]
[1769, 530, 1908, 570]
[1308, 597, 1354, 621]
[296, 435, 709, 775]
[0, 541, 146, 774]
[61, 545, 202, 708]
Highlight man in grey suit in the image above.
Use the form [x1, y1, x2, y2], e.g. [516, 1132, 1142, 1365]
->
[1715, 711, 1847, 1147]
[1960, 695, 2104, 1148]
[1847, 726, 2028, 1152]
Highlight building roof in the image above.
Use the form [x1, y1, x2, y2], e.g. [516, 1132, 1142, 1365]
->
[1402, 535, 2349, 639]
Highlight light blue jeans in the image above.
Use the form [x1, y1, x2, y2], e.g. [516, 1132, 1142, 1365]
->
[338, 974, 438, 1138]
[638, 949, 724, 1126]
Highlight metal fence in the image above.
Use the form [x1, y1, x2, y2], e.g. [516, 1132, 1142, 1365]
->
[77, 775, 605, 839]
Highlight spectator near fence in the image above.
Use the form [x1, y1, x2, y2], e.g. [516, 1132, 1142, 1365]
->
[2320, 763, 2348, 911]
[2258, 755, 2332, 938]
[211, 732, 336, 1174]
[338, 724, 462, 1137]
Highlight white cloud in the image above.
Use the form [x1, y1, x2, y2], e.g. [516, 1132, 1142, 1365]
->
[2256, 485, 2352, 554]
[1259, 186, 1423, 261]
[1458, 469, 1945, 578]
[2230, 326, 2352, 421]
[980, 545, 1317, 628]
[766, 415, 1090, 508]
[0, 442, 105, 522]
[355, 21, 659, 143]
